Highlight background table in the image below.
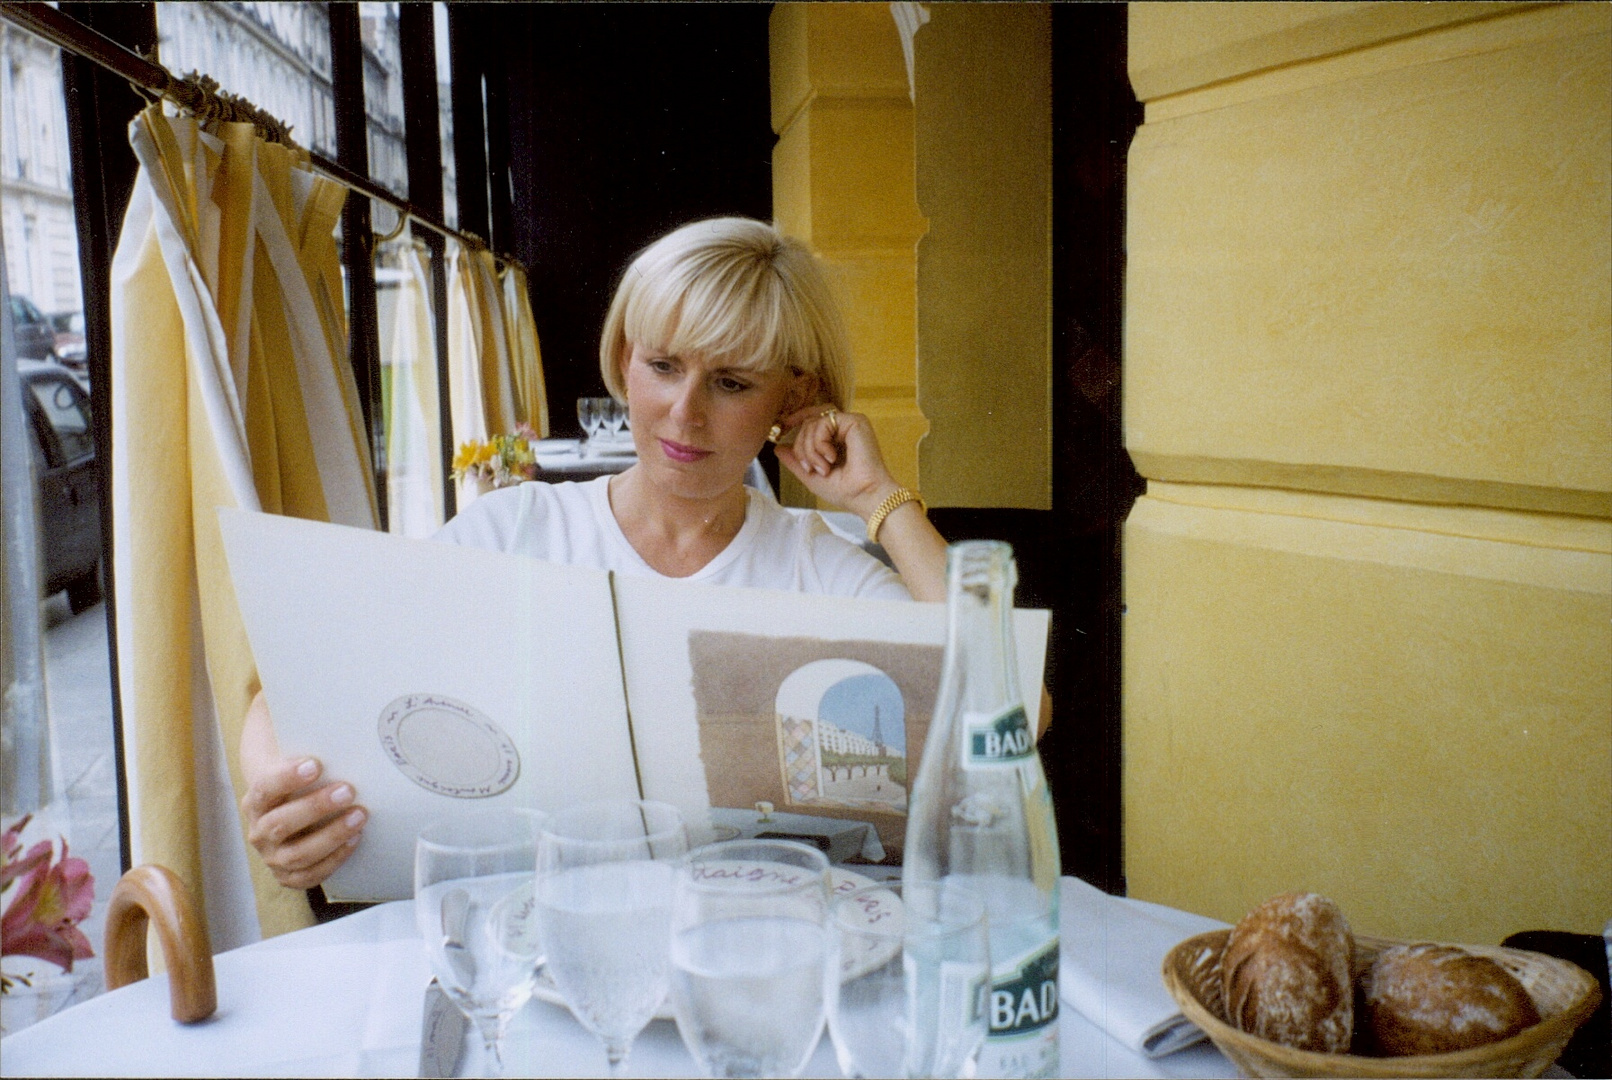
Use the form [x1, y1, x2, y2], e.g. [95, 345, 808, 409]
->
[0, 877, 1236, 1078]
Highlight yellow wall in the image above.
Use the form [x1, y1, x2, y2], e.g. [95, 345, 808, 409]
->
[770, 3, 928, 507]
[914, 3, 1052, 509]
[1124, 3, 1611, 942]
[769, 3, 1052, 509]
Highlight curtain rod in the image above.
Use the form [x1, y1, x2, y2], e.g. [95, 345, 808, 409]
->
[0, 1, 524, 272]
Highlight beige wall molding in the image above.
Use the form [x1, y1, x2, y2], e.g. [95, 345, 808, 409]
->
[1123, 2, 1611, 940]
[1127, 5, 1611, 516]
[1129, 0, 1552, 105]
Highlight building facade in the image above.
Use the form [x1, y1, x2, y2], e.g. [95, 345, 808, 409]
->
[3, 2, 436, 326]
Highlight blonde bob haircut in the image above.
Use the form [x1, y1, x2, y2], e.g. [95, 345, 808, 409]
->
[599, 217, 852, 410]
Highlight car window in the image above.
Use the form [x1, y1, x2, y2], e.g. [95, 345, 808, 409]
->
[28, 376, 94, 462]
[11, 295, 43, 325]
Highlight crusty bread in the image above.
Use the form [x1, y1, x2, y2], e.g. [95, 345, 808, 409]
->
[1221, 891, 1355, 1053]
[1361, 943, 1541, 1056]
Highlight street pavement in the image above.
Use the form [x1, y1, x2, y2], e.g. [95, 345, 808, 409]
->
[34, 593, 120, 1003]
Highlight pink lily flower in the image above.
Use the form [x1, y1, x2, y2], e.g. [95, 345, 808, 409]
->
[1, 816, 51, 892]
[1, 837, 95, 973]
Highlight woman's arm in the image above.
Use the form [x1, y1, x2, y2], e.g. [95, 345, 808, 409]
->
[774, 405, 946, 601]
[239, 691, 368, 889]
[775, 407, 1052, 736]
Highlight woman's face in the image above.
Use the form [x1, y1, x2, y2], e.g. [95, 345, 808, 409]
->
[622, 342, 809, 501]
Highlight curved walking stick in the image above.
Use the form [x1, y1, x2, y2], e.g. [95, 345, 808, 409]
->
[103, 865, 217, 1022]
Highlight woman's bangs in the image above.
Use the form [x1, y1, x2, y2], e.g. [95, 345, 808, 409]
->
[632, 265, 797, 374]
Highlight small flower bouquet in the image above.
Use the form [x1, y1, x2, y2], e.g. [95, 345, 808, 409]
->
[1, 815, 95, 993]
[452, 423, 540, 492]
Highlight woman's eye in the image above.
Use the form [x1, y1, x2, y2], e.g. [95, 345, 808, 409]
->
[647, 358, 676, 374]
[716, 377, 751, 394]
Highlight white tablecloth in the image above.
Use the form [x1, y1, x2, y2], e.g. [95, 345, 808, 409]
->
[707, 807, 886, 864]
[0, 880, 1236, 1078]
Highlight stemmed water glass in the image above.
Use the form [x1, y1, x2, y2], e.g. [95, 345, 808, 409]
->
[415, 809, 545, 1078]
[603, 398, 628, 446]
[577, 397, 610, 456]
[826, 880, 990, 1079]
[668, 839, 832, 1078]
[534, 799, 689, 1077]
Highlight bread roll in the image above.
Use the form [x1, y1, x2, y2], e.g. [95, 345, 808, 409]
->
[1362, 943, 1540, 1056]
[1221, 891, 1354, 1053]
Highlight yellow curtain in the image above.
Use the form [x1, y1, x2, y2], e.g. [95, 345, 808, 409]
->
[501, 263, 549, 438]
[111, 105, 377, 947]
[384, 237, 444, 537]
[446, 243, 515, 451]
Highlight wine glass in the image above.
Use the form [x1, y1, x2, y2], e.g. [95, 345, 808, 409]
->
[668, 839, 832, 1078]
[576, 397, 600, 456]
[604, 397, 628, 446]
[534, 800, 688, 1077]
[415, 809, 544, 1078]
[826, 880, 989, 1079]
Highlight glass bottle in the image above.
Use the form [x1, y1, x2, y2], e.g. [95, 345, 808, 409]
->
[904, 541, 1060, 1079]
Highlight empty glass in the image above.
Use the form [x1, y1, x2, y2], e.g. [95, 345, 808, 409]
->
[826, 880, 990, 1079]
[669, 839, 832, 1078]
[415, 809, 544, 1078]
[534, 800, 688, 1077]
[576, 397, 611, 454]
[604, 397, 628, 443]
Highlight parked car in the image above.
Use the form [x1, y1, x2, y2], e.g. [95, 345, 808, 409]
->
[20, 360, 101, 612]
[8, 295, 58, 361]
[48, 310, 86, 373]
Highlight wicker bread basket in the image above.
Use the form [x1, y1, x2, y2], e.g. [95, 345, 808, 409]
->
[1161, 930, 1602, 1078]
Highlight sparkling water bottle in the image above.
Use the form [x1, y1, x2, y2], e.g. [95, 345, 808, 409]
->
[904, 540, 1060, 1079]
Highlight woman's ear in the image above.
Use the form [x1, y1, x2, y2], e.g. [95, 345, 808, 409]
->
[783, 371, 822, 415]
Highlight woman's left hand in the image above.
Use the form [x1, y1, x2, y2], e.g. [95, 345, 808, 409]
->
[773, 404, 903, 520]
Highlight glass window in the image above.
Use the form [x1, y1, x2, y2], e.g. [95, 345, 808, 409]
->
[434, 1, 456, 229]
[0, 17, 113, 1028]
[155, 2, 336, 159]
[28, 375, 94, 464]
[359, 1, 406, 199]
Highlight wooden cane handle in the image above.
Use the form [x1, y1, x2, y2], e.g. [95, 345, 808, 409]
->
[103, 865, 217, 1022]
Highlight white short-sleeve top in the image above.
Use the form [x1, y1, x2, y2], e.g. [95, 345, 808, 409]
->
[433, 476, 910, 601]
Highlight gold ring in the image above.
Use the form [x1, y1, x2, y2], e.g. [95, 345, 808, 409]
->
[823, 408, 838, 436]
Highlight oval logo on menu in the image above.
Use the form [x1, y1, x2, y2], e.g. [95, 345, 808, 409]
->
[378, 693, 520, 798]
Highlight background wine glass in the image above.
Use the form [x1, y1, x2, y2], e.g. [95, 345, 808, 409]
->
[576, 397, 600, 456]
[415, 809, 544, 1078]
[604, 397, 628, 444]
[534, 800, 688, 1078]
[669, 839, 832, 1078]
[826, 880, 989, 1079]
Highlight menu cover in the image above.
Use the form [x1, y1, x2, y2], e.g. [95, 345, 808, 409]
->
[219, 508, 1050, 901]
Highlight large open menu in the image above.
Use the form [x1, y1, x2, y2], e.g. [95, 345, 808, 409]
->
[219, 508, 1050, 901]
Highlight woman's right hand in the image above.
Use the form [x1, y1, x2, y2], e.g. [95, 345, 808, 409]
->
[239, 692, 367, 890]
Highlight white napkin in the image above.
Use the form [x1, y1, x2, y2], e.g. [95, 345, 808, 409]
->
[1059, 877, 1229, 1058]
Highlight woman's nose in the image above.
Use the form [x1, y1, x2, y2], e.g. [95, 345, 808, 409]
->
[669, 382, 706, 426]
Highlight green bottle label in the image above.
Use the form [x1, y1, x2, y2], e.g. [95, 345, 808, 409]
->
[989, 937, 1060, 1036]
[963, 704, 1034, 768]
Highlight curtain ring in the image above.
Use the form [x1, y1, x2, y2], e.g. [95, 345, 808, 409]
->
[372, 203, 408, 245]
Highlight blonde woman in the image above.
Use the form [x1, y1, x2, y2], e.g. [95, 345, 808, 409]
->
[239, 217, 949, 892]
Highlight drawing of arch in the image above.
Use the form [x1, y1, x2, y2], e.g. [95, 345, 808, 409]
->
[775, 659, 907, 811]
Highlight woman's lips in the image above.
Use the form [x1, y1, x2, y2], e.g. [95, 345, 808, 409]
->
[659, 438, 712, 464]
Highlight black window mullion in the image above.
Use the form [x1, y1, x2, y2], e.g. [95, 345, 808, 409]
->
[328, 1, 386, 528]
[483, 45, 513, 257]
[447, 4, 490, 244]
[397, 1, 455, 521]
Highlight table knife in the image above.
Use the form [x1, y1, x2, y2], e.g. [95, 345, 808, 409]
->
[419, 978, 468, 1079]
